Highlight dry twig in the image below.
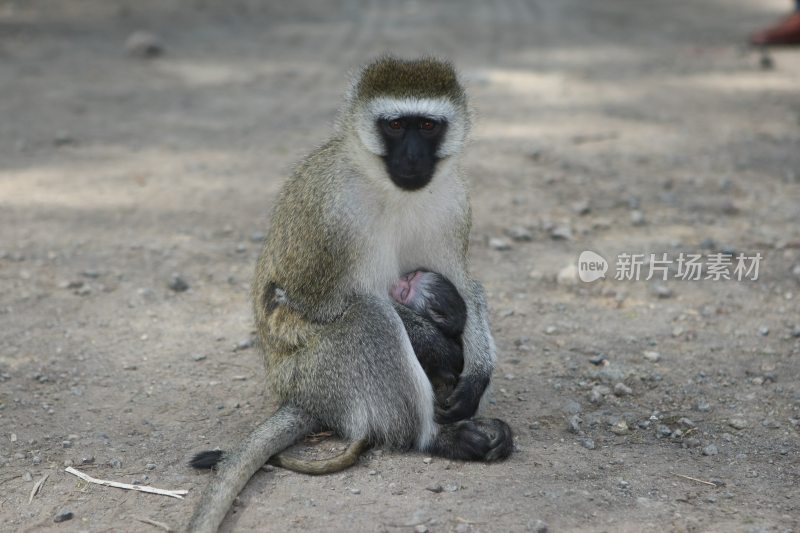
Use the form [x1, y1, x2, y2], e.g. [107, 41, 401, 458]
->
[135, 516, 174, 532]
[65, 467, 188, 499]
[671, 472, 717, 487]
[28, 473, 49, 504]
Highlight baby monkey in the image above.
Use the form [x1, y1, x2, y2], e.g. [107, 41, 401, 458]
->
[390, 270, 466, 404]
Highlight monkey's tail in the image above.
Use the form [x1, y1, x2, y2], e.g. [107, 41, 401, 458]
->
[187, 405, 317, 533]
[268, 438, 370, 475]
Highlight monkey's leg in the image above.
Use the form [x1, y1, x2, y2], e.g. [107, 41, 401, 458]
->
[436, 279, 495, 424]
[268, 295, 438, 451]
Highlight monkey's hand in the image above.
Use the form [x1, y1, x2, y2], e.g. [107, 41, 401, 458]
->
[435, 373, 489, 424]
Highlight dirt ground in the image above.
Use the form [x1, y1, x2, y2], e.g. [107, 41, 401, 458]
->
[1, 1, 799, 531]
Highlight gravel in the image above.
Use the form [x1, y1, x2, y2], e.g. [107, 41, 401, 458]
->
[702, 444, 719, 456]
[728, 418, 748, 430]
[488, 237, 512, 251]
[167, 274, 190, 292]
[630, 210, 646, 226]
[567, 414, 583, 434]
[504, 226, 533, 242]
[613, 383, 632, 397]
[125, 31, 163, 58]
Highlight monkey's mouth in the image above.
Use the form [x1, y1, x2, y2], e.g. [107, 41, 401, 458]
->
[385, 167, 436, 191]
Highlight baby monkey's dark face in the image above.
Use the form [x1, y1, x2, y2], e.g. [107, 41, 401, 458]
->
[390, 270, 466, 339]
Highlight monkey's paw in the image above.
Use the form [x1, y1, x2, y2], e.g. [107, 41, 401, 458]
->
[435, 374, 489, 424]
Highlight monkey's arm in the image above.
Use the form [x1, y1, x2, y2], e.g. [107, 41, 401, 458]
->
[393, 303, 464, 396]
[435, 278, 493, 424]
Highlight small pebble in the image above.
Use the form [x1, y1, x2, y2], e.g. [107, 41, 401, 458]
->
[191, 353, 207, 362]
[53, 511, 73, 523]
[22, 471, 33, 482]
[571, 200, 591, 215]
[504, 226, 533, 242]
[426, 484, 444, 493]
[549, 224, 572, 240]
[168, 274, 189, 292]
[125, 31, 163, 58]
[54, 132, 76, 146]
[652, 284, 673, 299]
[759, 51, 774, 70]
[81, 456, 95, 465]
[235, 337, 254, 351]
[610, 420, 629, 435]
[613, 383, 632, 397]
[529, 520, 549, 533]
[695, 400, 711, 412]
[108, 458, 122, 469]
[589, 354, 607, 366]
[488, 237, 512, 251]
[630, 210, 646, 226]
[643, 351, 661, 363]
[422, 457, 432, 464]
[562, 400, 582, 415]
[758, 325, 769, 337]
[728, 418, 748, 430]
[588, 385, 610, 405]
[567, 414, 582, 434]
[684, 437, 701, 449]
[414, 526, 429, 533]
[146, 463, 156, 470]
[557, 263, 578, 285]
[702, 444, 719, 456]
[62, 440, 72, 448]
[349, 488, 360, 494]
[578, 437, 595, 450]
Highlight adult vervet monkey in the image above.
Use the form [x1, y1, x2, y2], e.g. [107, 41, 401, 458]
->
[188, 56, 513, 533]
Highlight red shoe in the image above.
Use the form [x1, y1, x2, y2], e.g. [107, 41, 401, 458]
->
[750, 12, 800, 46]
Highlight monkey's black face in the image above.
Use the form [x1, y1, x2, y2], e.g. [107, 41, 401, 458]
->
[378, 115, 447, 191]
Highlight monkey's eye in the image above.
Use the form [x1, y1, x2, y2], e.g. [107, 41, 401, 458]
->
[389, 120, 403, 130]
[420, 120, 436, 131]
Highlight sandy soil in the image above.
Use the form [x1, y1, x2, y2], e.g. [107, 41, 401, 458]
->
[1, 1, 799, 531]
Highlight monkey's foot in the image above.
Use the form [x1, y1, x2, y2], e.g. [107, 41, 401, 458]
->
[431, 418, 513, 462]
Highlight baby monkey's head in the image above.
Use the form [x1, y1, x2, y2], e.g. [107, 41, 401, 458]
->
[390, 270, 466, 338]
